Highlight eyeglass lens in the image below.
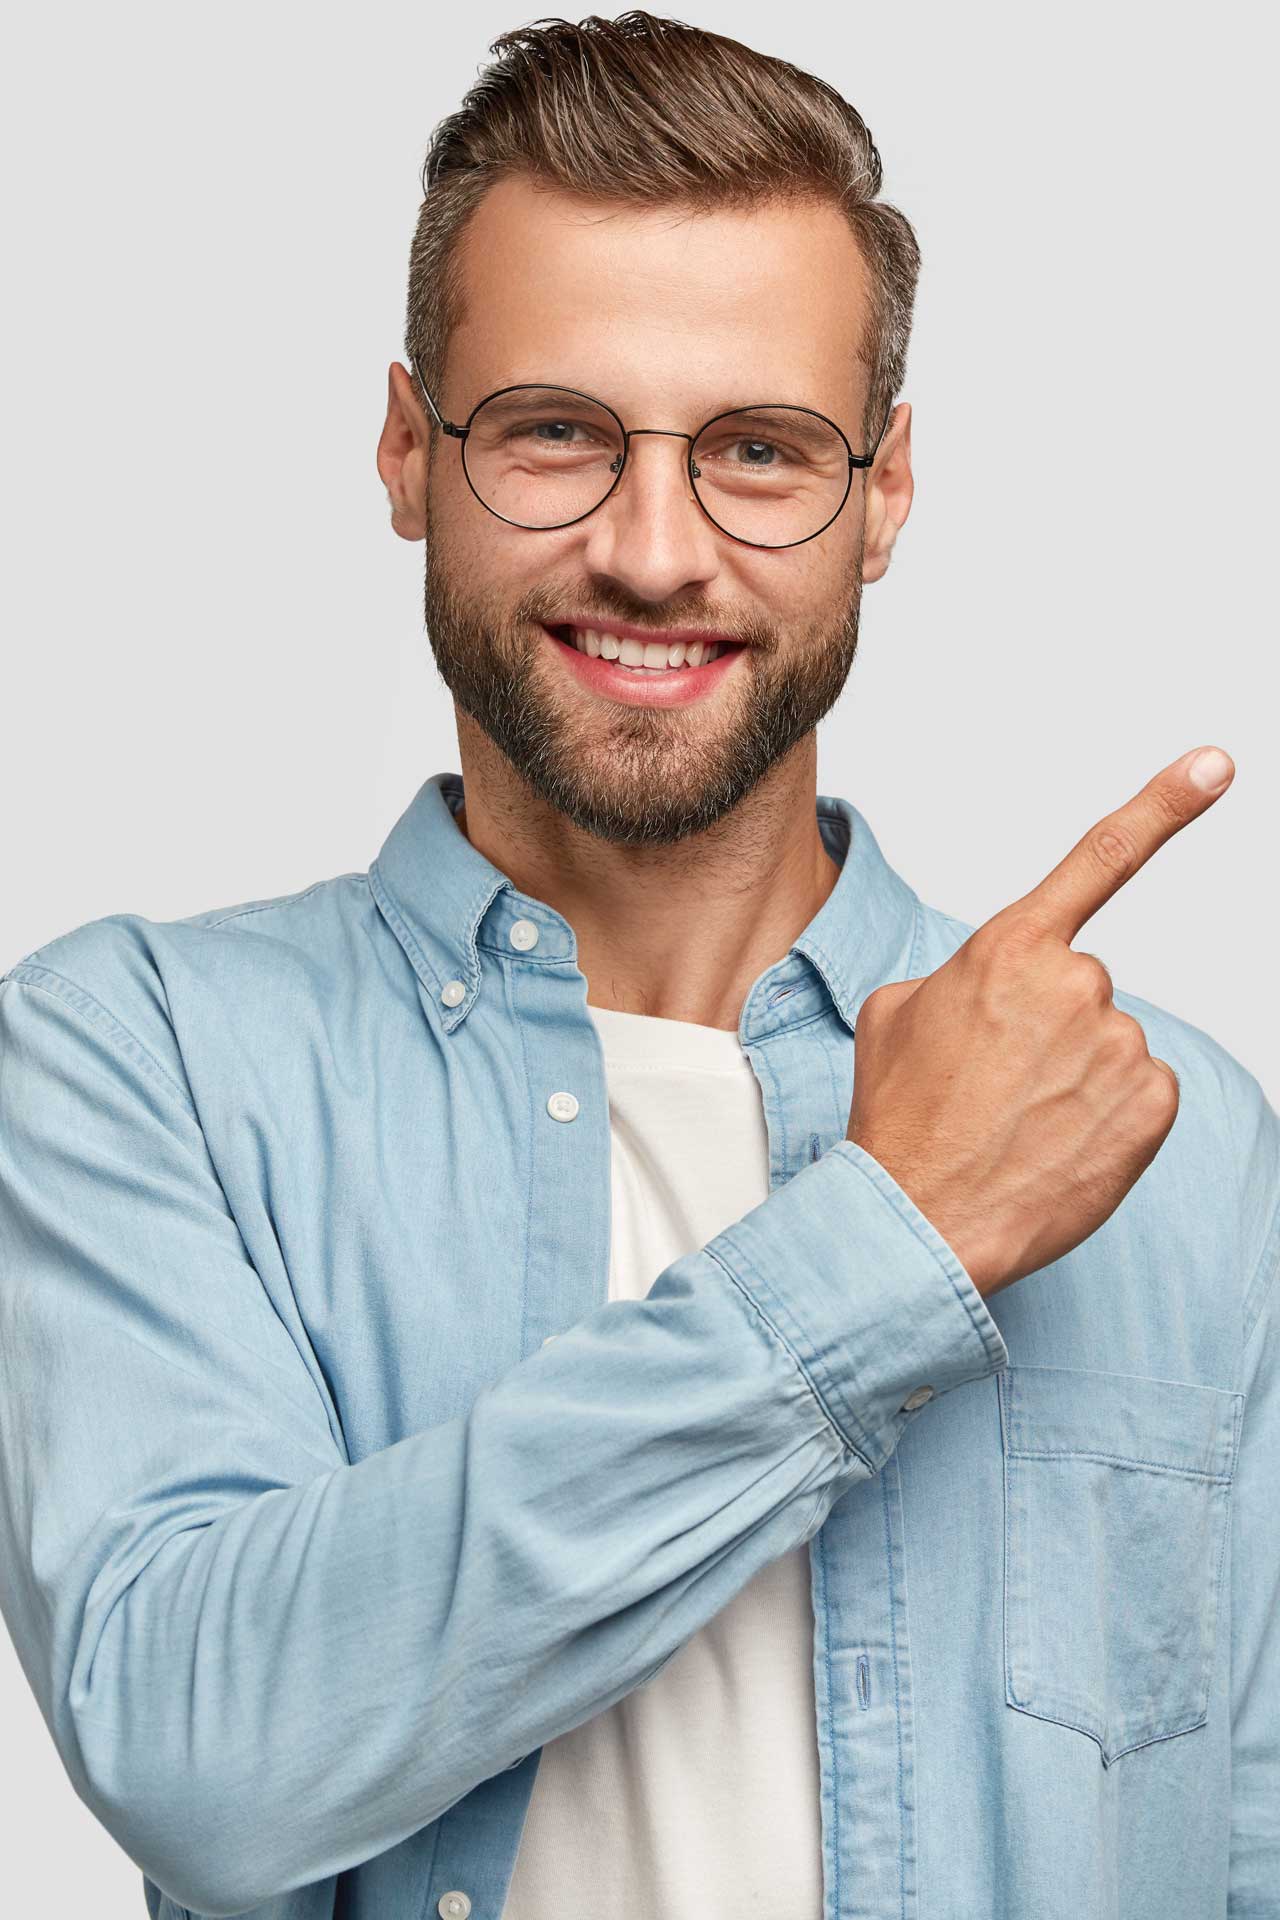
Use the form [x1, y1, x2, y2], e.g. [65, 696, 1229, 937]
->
[461, 387, 853, 545]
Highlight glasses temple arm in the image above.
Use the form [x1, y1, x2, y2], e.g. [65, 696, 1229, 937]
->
[409, 353, 448, 430]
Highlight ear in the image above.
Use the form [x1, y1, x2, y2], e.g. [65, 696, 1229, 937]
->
[376, 362, 433, 542]
[861, 402, 913, 585]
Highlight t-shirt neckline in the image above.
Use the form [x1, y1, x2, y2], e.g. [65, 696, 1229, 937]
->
[585, 1001, 751, 1072]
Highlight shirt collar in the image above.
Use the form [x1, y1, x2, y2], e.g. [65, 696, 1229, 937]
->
[369, 770, 924, 1045]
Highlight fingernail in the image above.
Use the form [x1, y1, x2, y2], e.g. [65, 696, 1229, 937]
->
[1188, 747, 1234, 794]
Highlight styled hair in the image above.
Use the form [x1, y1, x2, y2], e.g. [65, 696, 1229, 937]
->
[404, 11, 920, 453]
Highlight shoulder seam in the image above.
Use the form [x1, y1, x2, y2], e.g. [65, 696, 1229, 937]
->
[202, 875, 345, 931]
[1, 966, 197, 1120]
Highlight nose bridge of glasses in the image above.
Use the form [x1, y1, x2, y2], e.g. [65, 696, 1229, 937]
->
[609, 426, 698, 481]
[620, 426, 694, 466]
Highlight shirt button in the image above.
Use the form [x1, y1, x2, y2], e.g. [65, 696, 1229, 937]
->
[509, 918, 540, 951]
[542, 1334, 558, 1346]
[901, 1385, 935, 1412]
[440, 980, 466, 1008]
[438, 1896, 472, 1920]
[546, 1091, 579, 1123]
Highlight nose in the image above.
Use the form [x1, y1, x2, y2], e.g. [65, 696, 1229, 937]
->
[577, 429, 722, 605]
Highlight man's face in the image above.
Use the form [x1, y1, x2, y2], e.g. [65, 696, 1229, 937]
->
[408, 175, 899, 846]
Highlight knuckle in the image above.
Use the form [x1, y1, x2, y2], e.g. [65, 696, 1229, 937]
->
[1110, 1008, 1151, 1059]
[1145, 1057, 1181, 1120]
[1072, 952, 1114, 1004]
[1086, 821, 1139, 879]
[1105, 1006, 1151, 1067]
[1145, 779, 1194, 833]
[1062, 961, 1098, 1008]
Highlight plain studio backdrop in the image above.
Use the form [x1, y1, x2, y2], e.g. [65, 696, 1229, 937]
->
[1, 1, 1276, 1907]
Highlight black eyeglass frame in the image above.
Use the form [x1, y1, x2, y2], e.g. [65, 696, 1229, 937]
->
[409, 353, 892, 552]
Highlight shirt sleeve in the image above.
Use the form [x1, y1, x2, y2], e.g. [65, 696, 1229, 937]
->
[1229, 1201, 1280, 1915]
[0, 970, 1006, 1917]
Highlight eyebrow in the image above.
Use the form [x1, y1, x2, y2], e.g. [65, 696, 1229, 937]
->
[480, 382, 843, 428]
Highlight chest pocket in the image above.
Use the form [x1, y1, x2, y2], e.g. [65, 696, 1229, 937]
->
[998, 1363, 1242, 1767]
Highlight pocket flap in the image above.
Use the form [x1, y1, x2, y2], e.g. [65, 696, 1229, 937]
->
[999, 1364, 1241, 1481]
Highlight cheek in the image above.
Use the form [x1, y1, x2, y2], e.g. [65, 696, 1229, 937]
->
[740, 542, 852, 631]
[429, 486, 527, 598]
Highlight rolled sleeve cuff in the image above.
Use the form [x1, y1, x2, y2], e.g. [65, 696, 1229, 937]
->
[704, 1138, 1009, 1475]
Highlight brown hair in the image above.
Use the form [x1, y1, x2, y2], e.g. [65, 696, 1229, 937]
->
[405, 11, 920, 454]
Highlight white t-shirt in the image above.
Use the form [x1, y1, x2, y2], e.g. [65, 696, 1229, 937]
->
[501, 1002, 824, 1919]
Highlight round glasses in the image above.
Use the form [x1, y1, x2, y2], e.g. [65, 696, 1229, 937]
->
[411, 357, 890, 551]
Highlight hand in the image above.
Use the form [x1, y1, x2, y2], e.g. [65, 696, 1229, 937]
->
[845, 745, 1236, 1299]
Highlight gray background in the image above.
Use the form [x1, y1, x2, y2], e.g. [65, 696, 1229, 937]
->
[1, 1, 1275, 1905]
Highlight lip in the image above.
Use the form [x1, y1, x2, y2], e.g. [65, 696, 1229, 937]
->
[541, 623, 745, 709]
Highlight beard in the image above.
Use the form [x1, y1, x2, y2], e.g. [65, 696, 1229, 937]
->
[422, 531, 865, 849]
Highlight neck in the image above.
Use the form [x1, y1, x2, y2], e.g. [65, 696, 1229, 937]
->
[451, 719, 841, 1031]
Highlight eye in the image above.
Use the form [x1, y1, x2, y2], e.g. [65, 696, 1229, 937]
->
[501, 417, 614, 456]
[730, 438, 783, 466]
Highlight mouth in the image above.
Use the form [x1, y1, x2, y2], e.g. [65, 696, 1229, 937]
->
[546, 623, 743, 671]
[540, 621, 747, 709]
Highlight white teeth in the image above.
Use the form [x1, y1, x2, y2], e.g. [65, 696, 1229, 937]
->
[565, 628, 726, 670]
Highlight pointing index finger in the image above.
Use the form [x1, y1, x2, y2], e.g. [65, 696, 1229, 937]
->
[1000, 745, 1235, 946]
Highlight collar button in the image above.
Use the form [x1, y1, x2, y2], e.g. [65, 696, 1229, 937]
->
[509, 918, 540, 951]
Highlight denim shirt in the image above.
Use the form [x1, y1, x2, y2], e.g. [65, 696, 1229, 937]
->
[0, 769, 1276, 1920]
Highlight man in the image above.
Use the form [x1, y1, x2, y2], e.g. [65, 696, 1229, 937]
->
[0, 12, 1274, 1919]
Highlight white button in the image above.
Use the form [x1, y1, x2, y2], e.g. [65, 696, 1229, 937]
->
[440, 979, 466, 1008]
[546, 1091, 579, 1122]
[542, 1334, 558, 1346]
[901, 1385, 935, 1412]
[509, 918, 540, 951]
[438, 1896, 472, 1920]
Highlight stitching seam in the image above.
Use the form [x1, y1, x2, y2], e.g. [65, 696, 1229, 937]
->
[1, 969, 195, 1117]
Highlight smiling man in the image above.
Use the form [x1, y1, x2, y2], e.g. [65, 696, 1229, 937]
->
[0, 12, 1277, 1920]
[378, 164, 884, 1031]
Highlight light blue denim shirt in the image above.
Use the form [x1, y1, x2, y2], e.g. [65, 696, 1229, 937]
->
[0, 770, 1276, 1920]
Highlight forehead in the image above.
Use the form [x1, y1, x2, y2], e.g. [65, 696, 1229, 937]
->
[447, 173, 870, 419]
